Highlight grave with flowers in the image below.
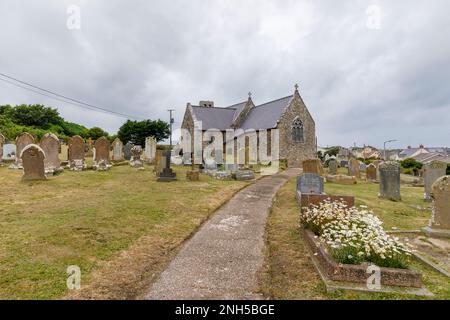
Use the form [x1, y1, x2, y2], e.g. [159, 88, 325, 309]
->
[300, 200, 432, 296]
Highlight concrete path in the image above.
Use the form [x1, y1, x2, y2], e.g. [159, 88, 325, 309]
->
[146, 168, 300, 300]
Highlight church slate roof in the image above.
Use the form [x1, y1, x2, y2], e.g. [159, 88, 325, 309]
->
[190, 95, 293, 131]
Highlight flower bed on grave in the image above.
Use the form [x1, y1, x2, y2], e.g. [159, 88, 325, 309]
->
[300, 200, 423, 288]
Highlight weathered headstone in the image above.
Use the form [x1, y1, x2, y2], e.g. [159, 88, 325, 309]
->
[21, 144, 46, 181]
[0, 133, 4, 164]
[234, 170, 255, 181]
[40, 133, 61, 173]
[326, 174, 357, 185]
[13, 132, 35, 167]
[157, 150, 177, 182]
[154, 149, 164, 175]
[348, 158, 361, 178]
[144, 136, 157, 163]
[423, 176, 450, 238]
[359, 162, 367, 172]
[112, 138, 124, 161]
[124, 142, 134, 161]
[130, 145, 144, 168]
[68, 135, 85, 170]
[328, 159, 338, 175]
[424, 161, 447, 201]
[366, 163, 377, 181]
[302, 159, 321, 175]
[297, 173, 324, 195]
[94, 137, 111, 170]
[60, 144, 69, 162]
[379, 161, 401, 201]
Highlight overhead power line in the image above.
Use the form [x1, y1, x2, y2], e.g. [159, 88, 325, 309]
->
[0, 72, 139, 119]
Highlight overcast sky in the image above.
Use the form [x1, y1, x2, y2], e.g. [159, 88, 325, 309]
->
[0, 0, 449, 148]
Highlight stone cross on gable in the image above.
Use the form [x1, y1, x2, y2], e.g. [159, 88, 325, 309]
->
[294, 84, 299, 91]
[248, 92, 252, 99]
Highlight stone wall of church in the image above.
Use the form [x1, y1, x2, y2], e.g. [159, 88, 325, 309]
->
[277, 94, 316, 167]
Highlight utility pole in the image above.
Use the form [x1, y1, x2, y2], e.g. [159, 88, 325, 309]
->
[168, 109, 175, 150]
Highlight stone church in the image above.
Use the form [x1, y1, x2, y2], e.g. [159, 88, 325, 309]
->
[180, 85, 316, 167]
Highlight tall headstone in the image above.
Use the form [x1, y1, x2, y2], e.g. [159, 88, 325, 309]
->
[157, 149, 177, 182]
[94, 136, 111, 170]
[112, 138, 124, 161]
[302, 159, 321, 175]
[130, 145, 144, 168]
[14, 132, 35, 167]
[424, 161, 447, 202]
[21, 144, 46, 181]
[328, 159, 338, 175]
[68, 135, 85, 170]
[297, 173, 324, 195]
[379, 161, 401, 201]
[40, 133, 61, 173]
[124, 142, 134, 161]
[0, 133, 4, 164]
[144, 136, 157, 163]
[348, 158, 361, 178]
[423, 176, 450, 238]
[366, 163, 377, 181]
[154, 149, 164, 175]
[60, 144, 69, 162]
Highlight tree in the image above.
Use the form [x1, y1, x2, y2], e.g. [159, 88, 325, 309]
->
[87, 127, 109, 140]
[8, 104, 63, 129]
[117, 119, 170, 146]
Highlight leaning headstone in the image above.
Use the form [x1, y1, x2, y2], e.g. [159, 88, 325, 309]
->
[93, 137, 111, 170]
[424, 161, 447, 202]
[112, 138, 124, 161]
[144, 137, 157, 163]
[40, 133, 62, 174]
[348, 158, 361, 178]
[297, 173, 324, 195]
[379, 161, 401, 201]
[130, 145, 144, 168]
[68, 135, 85, 171]
[328, 159, 338, 175]
[12, 132, 34, 168]
[21, 144, 46, 181]
[302, 159, 321, 175]
[124, 142, 134, 161]
[423, 176, 450, 238]
[366, 163, 377, 181]
[0, 133, 4, 165]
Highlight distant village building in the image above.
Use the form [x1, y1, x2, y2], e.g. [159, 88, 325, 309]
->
[180, 85, 316, 168]
[399, 145, 450, 164]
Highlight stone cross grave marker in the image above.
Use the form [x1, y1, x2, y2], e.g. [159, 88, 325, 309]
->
[424, 160, 447, 201]
[21, 144, 46, 181]
[297, 173, 324, 195]
[379, 161, 401, 201]
[40, 133, 61, 173]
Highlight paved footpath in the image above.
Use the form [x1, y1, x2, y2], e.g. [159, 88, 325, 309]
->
[146, 168, 300, 300]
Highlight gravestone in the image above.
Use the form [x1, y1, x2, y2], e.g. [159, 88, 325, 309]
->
[423, 176, 450, 238]
[124, 143, 134, 161]
[424, 161, 447, 202]
[3, 144, 16, 160]
[20, 144, 46, 181]
[60, 144, 69, 162]
[328, 159, 338, 175]
[326, 174, 357, 185]
[205, 158, 217, 170]
[94, 137, 111, 170]
[144, 137, 157, 163]
[130, 145, 144, 168]
[157, 150, 177, 182]
[40, 133, 61, 173]
[234, 170, 255, 181]
[112, 138, 124, 161]
[340, 160, 348, 168]
[366, 163, 377, 181]
[297, 173, 324, 195]
[379, 161, 401, 201]
[359, 162, 367, 172]
[348, 159, 361, 178]
[302, 159, 321, 175]
[0, 133, 4, 164]
[14, 132, 35, 168]
[154, 149, 164, 175]
[68, 135, 85, 170]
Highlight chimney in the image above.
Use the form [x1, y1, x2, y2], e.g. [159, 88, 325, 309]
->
[199, 101, 214, 108]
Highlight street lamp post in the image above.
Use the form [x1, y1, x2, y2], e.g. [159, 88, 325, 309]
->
[383, 139, 398, 161]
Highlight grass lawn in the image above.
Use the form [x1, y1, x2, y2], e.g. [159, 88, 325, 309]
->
[0, 164, 250, 299]
[259, 176, 450, 300]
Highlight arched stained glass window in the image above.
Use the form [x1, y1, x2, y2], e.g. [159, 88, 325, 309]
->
[292, 117, 304, 143]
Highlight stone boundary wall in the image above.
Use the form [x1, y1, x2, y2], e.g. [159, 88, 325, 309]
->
[302, 229, 423, 288]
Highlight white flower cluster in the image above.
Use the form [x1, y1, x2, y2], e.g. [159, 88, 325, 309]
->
[301, 200, 411, 264]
